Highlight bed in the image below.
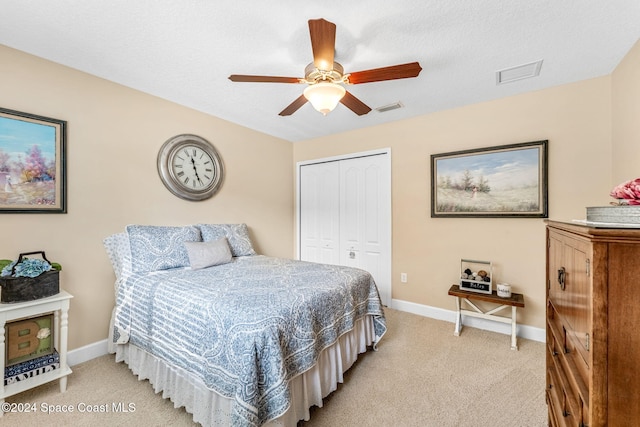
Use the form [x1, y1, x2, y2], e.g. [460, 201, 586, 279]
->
[103, 224, 386, 426]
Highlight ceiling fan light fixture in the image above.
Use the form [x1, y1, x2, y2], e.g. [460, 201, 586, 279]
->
[229, 19, 422, 117]
[303, 82, 346, 115]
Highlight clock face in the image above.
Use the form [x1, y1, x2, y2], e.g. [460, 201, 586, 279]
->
[171, 145, 216, 191]
[157, 135, 224, 201]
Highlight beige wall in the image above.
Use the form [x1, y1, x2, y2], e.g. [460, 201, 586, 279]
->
[0, 45, 294, 350]
[612, 39, 640, 186]
[294, 76, 614, 329]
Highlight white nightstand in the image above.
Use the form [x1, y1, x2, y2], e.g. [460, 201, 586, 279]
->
[0, 290, 73, 411]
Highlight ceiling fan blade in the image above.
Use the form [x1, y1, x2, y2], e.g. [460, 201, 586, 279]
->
[308, 18, 336, 71]
[340, 91, 372, 116]
[278, 94, 308, 116]
[347, 62, 423, 84]
[229, 75, 301, 84]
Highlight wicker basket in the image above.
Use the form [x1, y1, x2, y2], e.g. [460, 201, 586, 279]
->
[0, 251, 60, 303]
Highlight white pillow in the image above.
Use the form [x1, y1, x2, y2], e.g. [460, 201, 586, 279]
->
[184, 238, 232, 269]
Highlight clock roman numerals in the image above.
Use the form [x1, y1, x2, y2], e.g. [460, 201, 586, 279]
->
[175, 148, 215, 186]
[159, 135, 223, 201]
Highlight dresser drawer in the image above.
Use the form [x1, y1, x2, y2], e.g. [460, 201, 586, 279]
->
[547, 369, 579, 427]
[547, 349, 584, 426]
[547, 317, 590, 426]
[547, 305, 590, 403]
[564, 328, 589, 394]
[546, 388, 561, 427]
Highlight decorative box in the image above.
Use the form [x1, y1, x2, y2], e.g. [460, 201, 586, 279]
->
[586, 206, 640, 224]
[0, 270, 59, 303]
[4, 351, 60, 386]
[460, 259, 492, 294]
[0, 251, 60, 303]
[5, 313, 54, 366]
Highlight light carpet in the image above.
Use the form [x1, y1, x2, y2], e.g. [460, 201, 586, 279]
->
[3, 308, 547, 426]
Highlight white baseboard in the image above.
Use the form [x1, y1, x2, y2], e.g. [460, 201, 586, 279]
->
[391, 298, 546, 343]
[67, 339, 109, 367]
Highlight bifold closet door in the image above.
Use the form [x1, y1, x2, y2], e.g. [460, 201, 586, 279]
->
[299, 161, 340, 265]
[339, 155, 391, 305]
[299, 153, 391, 306]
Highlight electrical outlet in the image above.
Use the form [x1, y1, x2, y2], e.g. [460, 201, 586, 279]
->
[400, 273, 407, 283]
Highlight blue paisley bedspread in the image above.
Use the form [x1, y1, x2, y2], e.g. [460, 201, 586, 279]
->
[113, 255, 386, 426]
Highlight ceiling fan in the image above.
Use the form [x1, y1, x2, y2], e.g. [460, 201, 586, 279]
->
[228, 18, 423, 117]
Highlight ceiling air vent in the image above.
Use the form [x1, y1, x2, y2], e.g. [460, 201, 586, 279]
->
[496, 60, 543, 85]
[375, 102, 404, 113]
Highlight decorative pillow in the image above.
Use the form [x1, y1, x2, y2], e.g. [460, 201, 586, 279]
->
[103, 232, 133, 284]
[126, 225, 201, 273]
[197, 223, 256, 257]
[184, 238, 233, 269]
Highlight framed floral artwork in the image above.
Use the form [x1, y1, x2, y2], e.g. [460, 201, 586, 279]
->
[0, 107, 67, 213]
[431, 140, 548, 218]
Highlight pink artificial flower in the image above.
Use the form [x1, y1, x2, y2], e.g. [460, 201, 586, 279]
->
[610, 178, 640, 201]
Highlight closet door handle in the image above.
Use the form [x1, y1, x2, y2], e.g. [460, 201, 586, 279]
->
[557, 267, 566, 291]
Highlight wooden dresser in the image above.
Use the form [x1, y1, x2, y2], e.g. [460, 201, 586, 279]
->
[546, 221, 640, 426]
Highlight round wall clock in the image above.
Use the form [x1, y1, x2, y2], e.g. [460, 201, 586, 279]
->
[157, 134, 224, 201]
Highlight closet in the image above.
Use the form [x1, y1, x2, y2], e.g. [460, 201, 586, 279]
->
[298, 151, 391, 306]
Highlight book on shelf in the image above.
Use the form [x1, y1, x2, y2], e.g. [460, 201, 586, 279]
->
[4, 351, 60, 386]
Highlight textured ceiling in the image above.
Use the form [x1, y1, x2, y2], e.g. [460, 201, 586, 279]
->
[1, 1, 639, 142]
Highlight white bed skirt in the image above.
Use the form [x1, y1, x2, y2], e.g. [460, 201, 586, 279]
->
[113, 315, 377, 426]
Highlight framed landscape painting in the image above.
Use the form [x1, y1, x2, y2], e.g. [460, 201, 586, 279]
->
[0, 107, 67, 213]
[431, 140, 548, 218]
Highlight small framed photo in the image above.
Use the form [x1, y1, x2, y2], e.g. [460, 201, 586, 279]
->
[431, 140, 548, 218]
[0, 107, 67, 213]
